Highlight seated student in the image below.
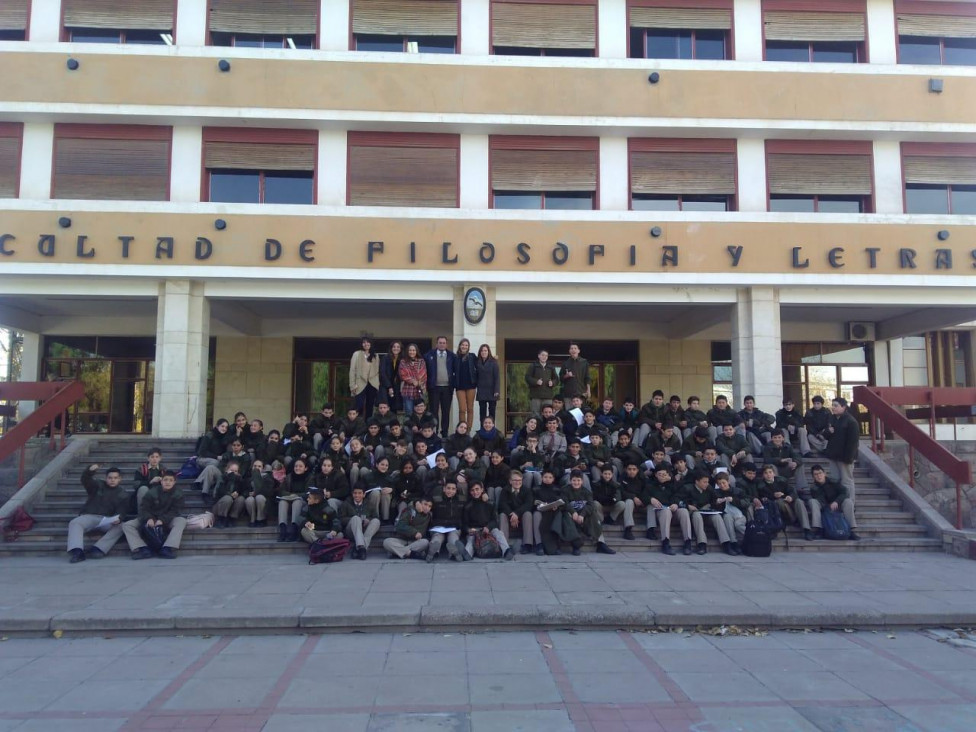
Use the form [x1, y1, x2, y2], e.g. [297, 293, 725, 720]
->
[416, 423, 443, 456]
[427, 481, 468, 561]
[618, 462, 652, 540]
[321, 435, 350, 476]
[737, 396, 774, 454]
[681, 426, 713, 470]
[807, 464, 860, 541]
[484, 450, 512, 507]
[532, 469, 567, 556]
[511, 434, 545, 491]
[122, 471, 186, 559]
[229, 411, 250, 446]
[665, 395, 687, 437]
[617, 398, 639, 438]
[245, 459, 274, 527]
[713, 472, 746, 550]
[133, 448, 165, 509]
[339, 407, 366, 442]
[283, 427, 314, 470]
[683, 396, 709, 440]
[508, 415, 540, 452]
[610, 430, 647, 476]
[372, 401, 397, 434]
[646, 448, 672, 475]
[310, 402, 342, 452]
[213, 459, 247, 528]
[671, 455, 692, 488]
[576, 409, 607, 443]
[644, 425, 681, 461]
[340, 485, 380, 559]
[681, 473, 736, 555]
[300, 487, 343, 544]
[697, 446, 731, 486]
[472, 417, 507, 463]
[310, 456, 350, 514]
[403, 401, 434, 437]
[736, 463, 763, 520]
[383, 497, 433, 559]
[256, 429, 283, 469]
[802, 395, 830, 455]
[636, 390, 669, 447]
[464, 482, 514, 560]
[775, 398, 805, 449]
[553, 439, 590, 488]
[757, 465, 813, 540]
[395, 459, 427, 516]
[423, 451, 453, 499]
[562, 470, 616, 556]
[584, 431, 614, 483]
[706, 395, 737, 443]
[595, 399, 622, 444]
[383, 436, 411, 477]
[282, 413, 311, 443]
[381, 424, 410, 460]
[410, 439, 432, 483]
[363, 455, 395, 523]
[498, 470, 536, 554]
[445, 421, 473, 468]
[552, 395, 579, 440]
[277, 458, 311, 543]
[196, 419, 229, 472]
[762, 431, 806, 493]
[242, 419, 265, 459]
[591, 465, 627, 526]
[347, 436, 373, 487]
[67, 464, 130, 563]
[362, 420, 385, 460]
[455, 447, 487, 497]
[715, 424, 750, 471]
[642, 465, 682, 554]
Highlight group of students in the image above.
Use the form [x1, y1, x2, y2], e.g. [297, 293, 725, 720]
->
[65, 340, 862, 562]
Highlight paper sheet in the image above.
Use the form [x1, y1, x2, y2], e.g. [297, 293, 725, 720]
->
[426, 449, 445, 469]
[96, 515, 119, 531]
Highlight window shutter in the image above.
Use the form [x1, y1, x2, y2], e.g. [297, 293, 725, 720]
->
[209, 0, 318, 35]
[904, 156, 976, 186]
[630, 152, 735, 195]
[767, 154, 872, 195]
[492, 2, 596, 50]
[204, 143, 315, 171]
[353, 0, 459, 36]
[62, 0, 175, 31]
[53, 138, 170, 201]
[492, 149, 597, 192]
[629, 7, 732, 31]
[0, 137, 19, 198]
[898, 14, 976, 39]
[764, 11, 865, 42]
[0, 0, 28, 32]
[349, 146, 458, 207]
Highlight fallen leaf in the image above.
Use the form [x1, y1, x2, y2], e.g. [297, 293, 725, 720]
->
[0, 636, 8, 642]
[887, 635, 896, 640]
[843, 628, 855, 634]
[52, 629, 63, 639]
[542, 643, 553, 649]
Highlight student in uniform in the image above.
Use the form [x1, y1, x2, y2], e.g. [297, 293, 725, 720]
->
[563, 471, 616, 555]
[591, 465, 627, 527]
[484, 449, 512, 507]
[133, 448, 165, 509]
[644, 425, 681, 462]
[395, 459, 427, 515]
[706, 396, 737, 443]
[553, 439, 590, 488]
[194, 419, 229, 495]
[67, 465, 130, 562]
[246, 459, 274, 527]
[560, 343, 591, 402]
[384, 497, 433, 559]
[463, 481, 514, 559]
[310, 403, 342, 452]
[665, 395, 687, 438]
[825, 397, 860, 502]
[525, 349, 558, 416]
[257, 429, 284, 469]
[310, 456, 350, 515]
[736, 463, 763, 519]
[456, 446, 488, 497]
[807, 464, 860, 540]
[775, 398, 806, 451]
[511, 434, 545, 491]
[122, 471, 186, 559]
[423, 451, 453, 499]
[213, 459, 247, 528]
[681, 426, 712, 470]
[618, 462, 652, 541]
[643, 465, 681, 552]
[340, 485, 380, 559]
[618, 398, 639, 438]
[445, 421, 473, 469]
[763, 431, 806, 493]
[363, 455, 395, 523]
[277, 458, 311, 543]
[636, 390, 669, 447]
[427, 481, 468, 561]
[539, 417, 568, 466]
[611, 430, 647, 476]
[498, 470, 536, 554]
[595, 398, 622, 443]
[472, 417, 507, 463]
[584, 431, 614, 483]
[681, 473, 736, 555]
[713, 473, 745, 550]
[532, 469, 566, 556]
[299, 487, 342, 544]
[757, 465, 812, 540]
[802, 395, 830, 455]
[737, 396, 775, 455]
[716, 424, 750, 471]
[683, 397, 709, 440]
[339, 408, 366, 443]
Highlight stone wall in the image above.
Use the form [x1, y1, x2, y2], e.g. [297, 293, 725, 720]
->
[639, 340, 714, 406]
[877, 440, 976, 528]
[0, 438, 56, 505]
[212, 337, 294, 431]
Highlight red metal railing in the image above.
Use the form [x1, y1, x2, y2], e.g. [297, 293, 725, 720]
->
[0, 381, 86, 489]
[854, 386, 974, 529]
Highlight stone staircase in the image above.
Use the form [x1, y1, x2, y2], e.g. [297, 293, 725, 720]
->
[0, 437, 945, 557]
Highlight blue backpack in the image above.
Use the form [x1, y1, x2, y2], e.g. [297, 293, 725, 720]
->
[821, 509, 851, 541]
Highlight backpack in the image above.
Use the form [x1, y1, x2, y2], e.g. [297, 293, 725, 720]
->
[1, 506, 34, 542]
[308, 537, 351, 564]
[141, 524, 168, 554]
[474, 532, 503, 559]
[821, 509, 851, 541]
[741, 515, 772, 558]
[758, 501, 785, 537]
[176, 456, 202, 480]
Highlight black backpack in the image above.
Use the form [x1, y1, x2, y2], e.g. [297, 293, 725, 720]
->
[741, 517, 772, 558]
[821, 509, 851, 541]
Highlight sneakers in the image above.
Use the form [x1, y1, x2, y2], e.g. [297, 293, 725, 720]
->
[683, 539, 693, 556]
[519, 543, 532, 554]
[661, 539, 676, 556]
[596, 542, 616, 555]
[131, 547, 153, 560]
[696, 542, 707, 556]
[623, 527, 635, 540]
[68, 548, 85, 564]
[455, 540, 473, 561]
[425, 551, 436, 563]
[645, 527, 656, 541]
[86, 546, 106, 559]
[159, 547, 177, 559]
[503, 548, 514, 561]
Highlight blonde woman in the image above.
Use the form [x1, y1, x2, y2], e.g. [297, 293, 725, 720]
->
[349, 335, 380, 420]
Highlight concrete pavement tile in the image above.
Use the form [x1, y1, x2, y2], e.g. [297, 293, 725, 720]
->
[16, 654, 118, 682]
[429, 592, 495, 606]
[881, 643, 976, 671]
[465, 631, 541, 651]
[892, 704, 976, 732]
[173, 608, 301, 630]
[262, 714, 370, 732]
[300, 650, 388, 675]
[470, 709, 574, 732]
[0, 677, 82, 712]
[773, 631, 859, 650]
[277, 675, 376, 709]
[301, 605, 422, 629]
[52, 609, 176, 632]
[556, 649, 649, 674]
[488, 591, 560, 605]
[834, 669, 966, 702]
[800, 648, 905, 671]
[222, 635, 308, 655]
[162, 676, 277, 710]
[385, 650, 468, 675]
[374, 673, 469, 706]
[555, 592, 626, 605]
[90, 653, 198, 680]
[46, 678, 170, 711]
[367, 713, 469, 731]
[717, 649, 822, 673]
[796, 706, 923, 732]
[391, 633, 467, 651]
[630, 632, 714, 651]
[751, 671, 873, 701]
[464, 649, 549, 674]
[669, 672, 780, 702]
[653, 650, 742, 674]
[930, 670, 976, 696]
[469, 672, 562, 704]
[312, 634, 393, 652]
[0, 638, 60, 657]
[704, 634, 789, 649]
[700, 706, 820, 732]
[362, 592, 429, 607]
[126, 636, 218, 656]
[14, 719, 125, 732]
[201, 653, 292, 679]
[0, 609, 53, 633]
[0, 656, 31, 677]
[567, 672, 671, 703]
[548, 630, 628, 649]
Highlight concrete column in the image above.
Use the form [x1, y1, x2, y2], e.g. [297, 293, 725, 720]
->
[317, 130, 347, 205]
[873, 140, 903, 214]
[599, 0, 628, 58]
[888, 338, 905, 386]
[453, 284, 497, 429]
[153, 280, 210, 438]
[460, 134, 489, 209]
[731, 286, 782, 413]
[28, 0, 61, 42]
[460, 0, 490, 55]
[170, 127, 203, 203]
[733, 0, 764, 61]
[736, 138, 767, 212]
[866, 0, 898, 64]
[175, 0, 208, 46]
[17, 332, 42, 418]
[19, 124, 54, 200]
[321, 0, 351, 50]
[599, 137, 629, 210]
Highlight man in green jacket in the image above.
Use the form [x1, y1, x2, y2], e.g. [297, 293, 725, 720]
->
[525, 349, 558, 416]
[122, 471, 186, 559]
[560, 343, 591, 402]
[67, 464, 130, 563]
[383, 497, 432, 559]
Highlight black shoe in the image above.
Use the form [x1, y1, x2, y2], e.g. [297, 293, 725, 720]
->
[571, 547, 582, 556]
[814, 529, 823, 540]
[603, 515, 616, 526]
[722, 542, 735, 556]
[277, 523, 288, 542]
[159, 547, 177, 559]
[849, 531, 861, 541]
[216, 516, 226, 529]
[596, 542, 616, 555]
[132, 547, 153, 560]
[553, 548, 562, 555]
[358, 547, 368, 560]
[623, 527, 635, 540]
[409, 551, 425, 560]
[661, 540, 676, 556]
[455, 540, 473, 561]
[257, 519, 268, 527]
[503, 548, 515, 561]
[425, 551, 436, 563]
[248, 521, 258, 528]
[696, 542, 707, 555]
[646, 527, 656, 541]
[535, 545, 545, 556]
[86, 546, 106, 559]
[804, 529, 813, 541]
[520, 543, 532, 554]
[730, 542, 741, 556]
[69, 548, 85, 564]
[201, 494, 214, 508]
[683, 540, 693, 556]
[288, 523, 300, 542]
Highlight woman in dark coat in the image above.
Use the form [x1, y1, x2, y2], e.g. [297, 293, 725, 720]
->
[475, 344, 500, 425]
[379, 340, 403, 414]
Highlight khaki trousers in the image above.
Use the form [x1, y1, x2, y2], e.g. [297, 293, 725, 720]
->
[808, 498, 857, 529]
[245, 495, 267, 522]
[66, 515, 125, 553]
[345, 517, 381, 548]
[428, 529, 462, 558]
[123, 517, 187, 550]
[499, 511, 536, 545]
[214, 494, 245, 518]
[278, 497, 304, 524]
[689, 510, 731, 544]
[384, 536, 430, 558]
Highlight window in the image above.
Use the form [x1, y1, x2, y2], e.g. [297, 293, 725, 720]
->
[348, 132, 459, 208]
[902, 145, 976, 214]
[763, 2, 866, 63]
[0, 124, 22, 199]
[208, 0, 318, 49]
[352, 0, 458, 53]
[490, 137, 598, 210]
[897, 3, 976, 66]
[52, 125, 171, 201]
[0, 0, 28, 40]
[492, 0, 597, 57]
[62, 0, 175, 44]
[629, 139, 737, 211]
[766, 141, 873, 213]
[627, 2, 732, 59]
[203, 129, 317, 204]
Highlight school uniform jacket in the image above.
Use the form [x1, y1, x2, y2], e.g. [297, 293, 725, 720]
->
[311, 471, 351, 502]
[716, 433, 749, 459]
[638, 402, 669, 428]
[810, 478, 849, 505]
[499, 485, 535, 516]
[525, 361, 558, 401]
[80, 468, 130, 518]
[431, 495, 465, 531]
[560, 356, 590, 398]
[395, 507, 432, 539]
[681, 484, 718, 511]
[138, 486, 184, 525]
[340, 498, 378, 525]
[464, 497, 498, 531]
[803, 407, 830, 437]
[825, 411, 860, 464]
[706, 406, 738, 428]
[301, 501, 341, 533]
[591, 479, 621, 507]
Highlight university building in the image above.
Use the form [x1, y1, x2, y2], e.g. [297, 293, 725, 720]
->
[0, 0, 974, 438]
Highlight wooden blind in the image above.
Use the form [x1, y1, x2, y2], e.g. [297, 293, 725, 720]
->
[204, 142, 315, 171]
[62, 0, 175, 30]
[492, 149, 597, 191]
[53, 138, 170, 201]
[764, 11, 865, 42]
[0, 0, 28, 32]
[898, 14, 976, 38]
[209, 0, 318, 35]
[492, 2, 596, 50]
[353, 0, 458, 36]
[767, 154, 872, 195]
[630, 152, 735, 195]
[904, 156, 976, 186]
[349, 146, 458, 207]
[629, 7, 732, 31]
[0, 137, 19, 198]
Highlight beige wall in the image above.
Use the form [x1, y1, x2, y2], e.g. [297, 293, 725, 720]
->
[638, 340, 713, 405]
[212, 336, 293, 430]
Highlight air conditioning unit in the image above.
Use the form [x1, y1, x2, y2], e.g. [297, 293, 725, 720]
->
[847, 321, 876, 342]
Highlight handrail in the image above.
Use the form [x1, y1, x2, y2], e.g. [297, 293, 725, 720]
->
[0, 381, 86, 489]
[854, 385, 973, 529]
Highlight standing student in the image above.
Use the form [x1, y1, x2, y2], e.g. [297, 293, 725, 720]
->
[560, 343, 591, 401]
[464, 482, 514, 560]
[384, 497, 433, 559]
[299, 487, 342, 544]
[825, 397, 860, 502]
[498, 471, 536, 554]
[427, 481, 467, 561]
[398, 343, 428, 418]
[455, 338, 478, 429]
[340, 485, 380, 559]
[807, 464, 860, 541]
[525, 350, 558, 416]
[122, 471, 186, 559]
[475, 344, 500, 425]
[67, 465, 130, 562]
[425, 336, 458, 439]
[350, 335, 380, 421]
[379, 340, 404, 413]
